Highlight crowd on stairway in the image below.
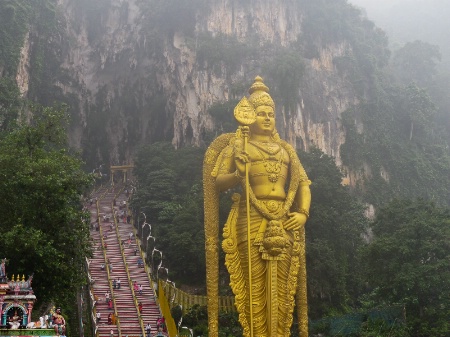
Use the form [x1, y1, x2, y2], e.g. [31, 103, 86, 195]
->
[86, 184, 167, 337]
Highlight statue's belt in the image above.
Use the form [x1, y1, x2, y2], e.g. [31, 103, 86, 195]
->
[240, 198, 285, 215]
[237, 199, 293, 247]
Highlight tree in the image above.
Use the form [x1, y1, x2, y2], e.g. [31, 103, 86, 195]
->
[0, 78, 21, 132]
[0, 104, 92, 322]
[393, 40, 441, 88]
[398, 84, 436, 142]
[300, 147, 369, 318]
[183, 304, 242, 337]
[340, 83, 450, 208]
[364, 199, 450, 336]
[265, 49, 305, 113]
[131, 142, 206, 284]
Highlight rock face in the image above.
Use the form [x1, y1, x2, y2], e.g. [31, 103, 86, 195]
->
[17, 0, 365, 167]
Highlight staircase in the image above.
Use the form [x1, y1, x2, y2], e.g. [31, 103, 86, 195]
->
[87, 184, 161, 337]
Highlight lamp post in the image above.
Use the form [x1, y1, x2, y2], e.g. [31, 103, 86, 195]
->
[152, 249, 163, 281]
[146, 234, 155, 262]
[91, 164, 104, 180]
[142, 222, 152, 252]
[141, 220, 150, 243]
[181, 326, 193, 337]
[139, 212, 147, 238]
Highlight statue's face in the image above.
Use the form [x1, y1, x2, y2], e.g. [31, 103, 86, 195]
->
[251, 105, 275, 136]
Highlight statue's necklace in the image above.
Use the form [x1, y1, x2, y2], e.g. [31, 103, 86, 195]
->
[252, 144, 284, 183]
[249, 140, 281, 156]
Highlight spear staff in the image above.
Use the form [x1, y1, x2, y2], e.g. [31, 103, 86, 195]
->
[234, 97, 257, 337]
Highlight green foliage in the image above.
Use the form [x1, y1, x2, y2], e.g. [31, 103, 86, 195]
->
[0, 0, 33, 74]
[310, 306, 408, 337]
[27, 1, 66, 104]
[392, 40, 441, 87]
[184, 305, 209, 336]
[195, 32, 255, 76]
[296, 0, 392, 102]
[340, 84, 450, 207]
[218, 310, 242, 337]
[300, 147, 369, 318]
[299, 0, 390, 82]
[182, 304, 242, 337]
[0, 0, 60, 100]
[264, 49, 305, 112]
[359, 317, 409, 337]
[0, 104, 93, 322]
[0, 77, 22, 132]
[182, 304, 207, 326]
[364, 199, 450, 336]
[207, 99, 239, 135]
[81, 87, 112, 166]
[398, 84, 436, 142]
[131, 142, 206, 283]
[171, 305, 183, 327]
[340, 109, 365, 168]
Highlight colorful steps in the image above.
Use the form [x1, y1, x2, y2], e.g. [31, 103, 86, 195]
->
[88, 185, 161, 337]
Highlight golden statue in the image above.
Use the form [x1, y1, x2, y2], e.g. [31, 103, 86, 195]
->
[204, 76, 311, 337]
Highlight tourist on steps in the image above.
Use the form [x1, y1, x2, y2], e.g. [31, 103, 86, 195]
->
[145, 322, 152, 337]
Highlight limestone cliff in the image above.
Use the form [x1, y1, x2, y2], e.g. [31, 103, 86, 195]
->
[14, 0, 383, 170]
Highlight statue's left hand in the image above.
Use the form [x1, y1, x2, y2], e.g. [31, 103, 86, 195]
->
[284, 212, 307, 231]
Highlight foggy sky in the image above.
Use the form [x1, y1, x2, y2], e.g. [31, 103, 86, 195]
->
[348, 0, 450, 68]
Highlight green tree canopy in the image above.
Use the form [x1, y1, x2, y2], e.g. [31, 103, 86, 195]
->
[0, 104, 92, 310]
[0, 78, 21, 132]
[364, 199, 450, 336]
[393, 40, 441, 87]
[131, 142, 206, 283]
[300, 147, 369, 318]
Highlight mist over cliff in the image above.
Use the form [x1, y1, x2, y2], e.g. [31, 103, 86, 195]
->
[349, 0, 450, 70]
[8, 0, 383, 161]
[2, 0, 449, 205]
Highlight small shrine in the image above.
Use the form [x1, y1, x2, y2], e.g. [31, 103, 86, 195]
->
[0, 259, 56, 336]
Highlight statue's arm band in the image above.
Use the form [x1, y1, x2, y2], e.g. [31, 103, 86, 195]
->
[299, 209, 310, 218]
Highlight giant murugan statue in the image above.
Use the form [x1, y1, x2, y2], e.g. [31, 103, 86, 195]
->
[204, 76, 311, 337]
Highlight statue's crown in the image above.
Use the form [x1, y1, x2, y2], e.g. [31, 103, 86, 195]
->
[248, 76, 275, 109]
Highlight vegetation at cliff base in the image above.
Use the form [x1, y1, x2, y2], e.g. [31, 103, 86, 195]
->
[130, 141, 450, 336]
[364, 199, 450, 336]
[0, 104, 92, 335]
[131, 142, 206, 284]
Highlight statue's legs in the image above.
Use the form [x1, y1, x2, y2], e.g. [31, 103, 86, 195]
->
[233, 205, 298, 337]
[236, 210, 268, 336]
